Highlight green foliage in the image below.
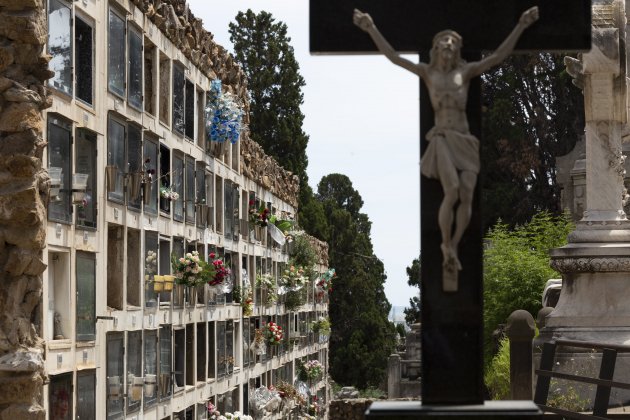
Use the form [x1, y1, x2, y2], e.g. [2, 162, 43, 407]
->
[485, 337, 510, 400]
[547, 380, 589, 412]
[289, 234, 317, 271]
[359, 387, 387, 399]
[318, 174, 395, 388]
[298, 183, 329, 241]
[395, 323, 406, 339]
[283, 290, 304, 312]
[403, 258, 421, 326]
[229, 10, 309, 182]
[481, 53, 584, 228]
[483, 211, 573, 366]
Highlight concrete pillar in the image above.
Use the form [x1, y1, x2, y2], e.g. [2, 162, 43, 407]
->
[506, 310, 536, 400]
[387, 353, 401, 399]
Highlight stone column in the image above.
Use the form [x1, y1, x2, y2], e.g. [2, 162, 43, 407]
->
[505, 310, 535, 400]
[387, 354, 401, 399]
[541, 0, 630, 406]
[0, 0, 51, 418]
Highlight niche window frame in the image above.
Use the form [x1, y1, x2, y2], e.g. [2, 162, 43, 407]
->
[106, 114, 144, 205]
[76, 251, 96, 341]
[185, 155, 196, 225]
[75, 12, 94, 106]
[106, 332, 125, 420]
[127, 23, 143, 111]
[172, 64, 185, 135]
[172, 152, 184, 222]
[74, 128, 97, 229]
[47, 115, 73, 224]
[47, 0, 73, 97]
[107, 6, 126, 99]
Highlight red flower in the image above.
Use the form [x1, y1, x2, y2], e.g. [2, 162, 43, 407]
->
[209, 252, 216, 259]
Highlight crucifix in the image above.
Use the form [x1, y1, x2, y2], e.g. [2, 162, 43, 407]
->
[310, 0, 590, 414]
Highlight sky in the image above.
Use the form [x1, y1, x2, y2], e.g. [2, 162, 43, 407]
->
[188, 0, 420, 307]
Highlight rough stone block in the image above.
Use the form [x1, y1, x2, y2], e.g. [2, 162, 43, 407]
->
[0, 45, 15, 72]
[0, 372, 42, 405]
[0, 9, 47, 44]
[0, 404, 45, 420]
[0, 0, 43, 10]
[0, 186, 44, 227]
[0, 102, 41, 132]
[0, 130, 40, 156]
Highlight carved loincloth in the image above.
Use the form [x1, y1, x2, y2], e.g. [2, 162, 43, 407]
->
[420, 127, 480, 179]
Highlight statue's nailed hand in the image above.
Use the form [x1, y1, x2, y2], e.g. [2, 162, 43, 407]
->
[519, 6, 539, 27]
[353, 9, 374, 32]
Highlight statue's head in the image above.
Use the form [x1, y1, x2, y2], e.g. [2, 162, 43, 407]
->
[430, 30, 463, 69]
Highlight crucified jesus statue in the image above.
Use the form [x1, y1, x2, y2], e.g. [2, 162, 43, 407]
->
[354, 7, 539, 275]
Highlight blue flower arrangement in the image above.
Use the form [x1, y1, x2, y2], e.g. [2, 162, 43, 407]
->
[205, 79, 245, 145]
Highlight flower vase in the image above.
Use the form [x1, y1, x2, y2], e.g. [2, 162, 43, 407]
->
[49, 167, 62, 198]
[196, 203, 207, 226]
[107, 376, 121, 399]
[144, 374, 156, 397]
[173, 283, 185, 307]
[130, 376, 144, 402]
[128, 172, 143, 201]
[153, 275, 164, 292]
[163, 275, 174, 292]
[105, 165, 118, 193]
[187, 285, 197, 306]
[159, 373, 171, 396]
[142, 180, 152, 205]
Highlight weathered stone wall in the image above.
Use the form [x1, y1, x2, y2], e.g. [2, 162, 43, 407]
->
[305, 233, 329, 267]
[329, 399, 374, 420]
[129, 0, 301, 208]
[0, 0, 51, 418]
[241, 138, 300, 208]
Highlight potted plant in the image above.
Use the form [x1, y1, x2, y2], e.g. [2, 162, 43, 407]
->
[153, 275, 164, 292]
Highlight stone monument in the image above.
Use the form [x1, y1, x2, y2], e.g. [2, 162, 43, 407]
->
[541, 0, 630, 406]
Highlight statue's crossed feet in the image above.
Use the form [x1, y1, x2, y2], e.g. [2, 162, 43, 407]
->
[441, 243, 462, 272]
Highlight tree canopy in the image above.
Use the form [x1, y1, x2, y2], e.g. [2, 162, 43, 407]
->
[318, 174, 395, 388]
[403, 257, 421, 326]
[229, 10, 329, 240]
[481, 53, 584, 229]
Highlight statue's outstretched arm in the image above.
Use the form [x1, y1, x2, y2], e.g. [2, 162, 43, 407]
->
[353, 9, 428, 78]
[467, 6, 539, 77]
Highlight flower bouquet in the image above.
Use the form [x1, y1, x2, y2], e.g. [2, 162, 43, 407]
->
[299, 360, 323, 381]
[316, 268, 335, 293]
[311, 316, 331, 336]
[160, 185, 179, 201]
[279, 265, 308, 292]
[253, 328, 266, 355]
[248, 200, 270, 227]
[263, 322, 283, 345]
[242, 295, 253, 317]
[205, 79, 245, 146]
[207, 252, 231, 287]
[256, 273, 277, 305]
[171, 251, 206, 287]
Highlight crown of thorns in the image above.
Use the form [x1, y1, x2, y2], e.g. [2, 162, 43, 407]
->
[432, 30, 463, 47]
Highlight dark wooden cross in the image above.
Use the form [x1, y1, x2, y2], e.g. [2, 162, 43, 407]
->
[310, 0, 590, 413]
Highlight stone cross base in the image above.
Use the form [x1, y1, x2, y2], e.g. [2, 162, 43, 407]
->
[365, 400, 542, 418]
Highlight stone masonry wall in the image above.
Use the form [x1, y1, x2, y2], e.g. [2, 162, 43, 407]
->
[329, 399, 374, 420]
[0, 0, 51, 418]
[129, 0, 301, 208]
[241, 138, 300, 208]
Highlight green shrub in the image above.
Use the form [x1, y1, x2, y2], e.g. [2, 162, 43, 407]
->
[483, 211, 572, 367]
[485, 337, 510, 400]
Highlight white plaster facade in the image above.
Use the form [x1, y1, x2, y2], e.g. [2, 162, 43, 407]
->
[41, 0, 329, 418]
